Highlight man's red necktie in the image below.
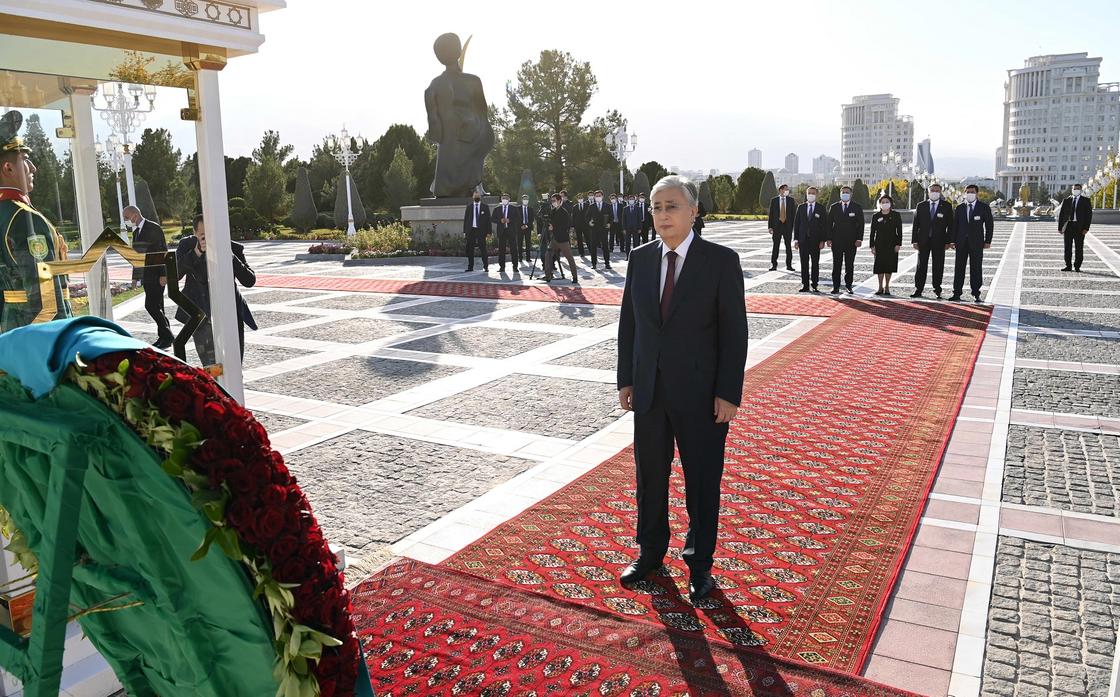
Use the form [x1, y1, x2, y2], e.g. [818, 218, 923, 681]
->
[660, 250, 678, 323]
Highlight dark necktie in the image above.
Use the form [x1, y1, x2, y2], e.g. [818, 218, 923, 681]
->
[661, 251, 678, 323]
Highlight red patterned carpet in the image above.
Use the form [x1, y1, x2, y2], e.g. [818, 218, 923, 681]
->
[438, 300, 991, 673]
[354, 559, 917, 697]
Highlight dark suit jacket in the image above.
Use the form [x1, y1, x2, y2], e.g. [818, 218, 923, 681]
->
[827, 202, 865, 246]
[912, 199, 953, 246]
[767, 195, 796, 235]
[638, 202, 652, 233]
[1058, 195, 1093, 233]
[131, 218, 167, 284]
[623, 204, 643, 230]
[572, 202, 590, 230]
[618, 235, 748, 416]
[515, 204, 535, 232]
[693, 201, 706, 234]
[463, 202, 491, 235]
[548, 205, 572, 243]
[174, 235, 258, 330]
[492, 203, 517, 234]
[587, 203, 608, 234]
[793, 202, 827, 245]
[608, 201, 625, 226]
[954, 200, 994, 248]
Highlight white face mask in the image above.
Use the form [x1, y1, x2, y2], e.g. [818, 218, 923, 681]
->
[521, 199, 529, 205]
[965, 193, 977, 203]
[806, 194, 817, 203]
[1073, 189, 1082, 195]
[779, 191, 788, 198]
[501, 198, 509, 205]
[124, 219, 136, 231]
[929, 191, 941, 201]
[840, 193, 851, 202]
[595, 196, 603, 203]
[880, 202, 891, 211]
[577, 198, 584, 204]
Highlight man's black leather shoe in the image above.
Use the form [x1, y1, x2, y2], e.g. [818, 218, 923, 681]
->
[689, 574, 716, 602]
[910, 291, 923, 298]
[948, 294, 962, 301]
[620, 558, 662, 585]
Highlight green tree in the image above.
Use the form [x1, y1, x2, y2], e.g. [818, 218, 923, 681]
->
[852, 178, 871, 208]
[733, 167, 765, 214]
[758, 170, 778, 210]
[131, 128, 180, 220]
[224, 155, 251, 199]
[598, 171, 617, 198]
[23, 115, 63, 223]
[243, 131, 292, 223]
[708, 174, 735, 213]
[164, 169, 196, 229]
[334, 174, 367, 229]
[632, 171, 651, 198]
[352, 124, 435, 210]
[134, 177, 159, 222]
[698, 180, 714, 213]
[291, 166, 317, 233]
[638, 161, 670, 188]
[383, 146, 418, 217]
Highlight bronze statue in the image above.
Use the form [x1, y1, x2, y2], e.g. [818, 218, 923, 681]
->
[1018, 182, 1031, 204]
[424, 33, 494, 198]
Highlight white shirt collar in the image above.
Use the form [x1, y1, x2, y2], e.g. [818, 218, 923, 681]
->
[662, 230, 695, 260]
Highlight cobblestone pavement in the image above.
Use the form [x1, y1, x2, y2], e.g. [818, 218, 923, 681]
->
[1019, 292, 1120, 310]
[252, 410, 307, 435]
[501, 304, 621, 327]
[1018, 308, 1120, 333]
[1016, 333, 1120, 365]
[272, 317, 435, 343]
[1003, 425, 1120, 517]
[548, 339, 618, 371]
[282, 430, 533, 556]
[383, 298, 518, 319]
[392, 326, 568, 359]
[408, 373, 626, 440]
[247, 356, 465, 405]
[981, 537, 1120, 697]
[296, 293, 415, 310]
[242, 289, 330, 305]
[242, 344, 317, 370]
[246, 310, 318, 329]
[1013, 368, 1120, 418]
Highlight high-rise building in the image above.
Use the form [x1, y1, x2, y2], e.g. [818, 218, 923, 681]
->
[784, 152, 799, 174]
[840, 94, 914, 183]
[916, 139, 934, 175]
[748, 148, 762, 168]
[994, 146, 1006, 180]
[812, 155, 840, 177]
[996, 53, 1120, 197]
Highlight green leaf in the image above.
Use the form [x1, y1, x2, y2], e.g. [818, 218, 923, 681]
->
[117, 358, 130, 375]
[161, 457, 183, 477]
[190, 526, 220, 561]
[298, 639, 322, 659]
[215, 527, 242, 561]
[159, 374, 173, 392]
[181, 469, 209, 490]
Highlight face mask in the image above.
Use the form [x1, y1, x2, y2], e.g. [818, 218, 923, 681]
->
[929, 191, 941, 200]
[610, 198, 617, 204]
[779, 191, 788, 198]
[806, 194, 816, 203]
[124, 219, 136, 231]
[880, 202, 891, 211]
[628, 200, 635, 205]
[1073, 189, 1082, 195]
[595, 196, 603, 203]
[639, 198, 645, 203]
[521, 199, 528, 205]
[965, 193, 977, 203]
[840, 193, 851, 202]
[501, 198, 509, 204]
[577, 198, 584, 203]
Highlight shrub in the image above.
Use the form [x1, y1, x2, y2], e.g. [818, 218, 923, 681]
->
[308, 242, 353, 255]
[315, 212, 334, 230]
[350, 222, 418, 259]
[228, 205, 272, 240]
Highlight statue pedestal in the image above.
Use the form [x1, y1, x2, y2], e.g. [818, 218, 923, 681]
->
[401, 203, 469, 247]
[1013, 206, 1033, 218]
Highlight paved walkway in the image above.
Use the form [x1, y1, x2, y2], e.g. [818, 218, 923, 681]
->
[104, 220, 1120, 697]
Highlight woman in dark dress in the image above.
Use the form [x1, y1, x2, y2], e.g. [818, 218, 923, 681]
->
[870, 194, 903, 295]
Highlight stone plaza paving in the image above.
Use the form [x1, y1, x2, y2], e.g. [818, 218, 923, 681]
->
[105, 219, 1120, 696]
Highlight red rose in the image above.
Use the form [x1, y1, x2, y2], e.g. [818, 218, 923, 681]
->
[316, 677, 337, 697]
[124, 360, 152, 399]
[145, 369, 171, 394]
[225, 469, 256, 497]
[207, 457, 243, 487]
[293, 581, 316, 608]
[268, 535, 300, 562]
[251, 508, 286, 542]
[260, 484, 287, 508]
[194, 400, 227, 433]
[158, 386, 193, 423]
[193, 439, 231, 469]
[89, 353, 125, 376]
[275, 556, 308, 583]
[225, 498, 255, 540]
[227, 416, 267, 447]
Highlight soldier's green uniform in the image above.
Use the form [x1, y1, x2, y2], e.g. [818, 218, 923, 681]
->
[0, 111, 71, 333]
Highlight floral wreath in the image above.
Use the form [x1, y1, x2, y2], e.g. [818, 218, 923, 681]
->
[2, 348, 359, 697]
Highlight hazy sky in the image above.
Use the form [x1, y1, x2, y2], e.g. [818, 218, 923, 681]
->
[35, 0, 1120, 178]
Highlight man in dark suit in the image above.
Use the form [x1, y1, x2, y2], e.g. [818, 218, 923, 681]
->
[910, 183, 952, 298]
[767, 184, 796, 271]
[607, 193, 625, 252]
[623, 194, 642, 255]
[124, 205, 173, 348]
[1058, 183, 1093, 272]
[517, 194, 534, 262]
[950, 185, 994, 303]
[617, 175, 747, 602]
[174, 213, 257, 366]
[638, 193, 652, 244]
[572, 192, 590, 256]
[492, 193, 519, 274]
[826, 186, 864, 294]
[462, 191, 490, 272]
[692, 199, 706, 236]
[793, 186, 828, 292]
[588, 190, 612, 270]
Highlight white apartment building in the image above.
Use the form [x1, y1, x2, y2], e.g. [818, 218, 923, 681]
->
[996, 53, 1120, 197]
[840, 94, 914, 183]
[748, 148, 762, 168]
[812, 155, 840, 178]
[784, 152, 799, 174]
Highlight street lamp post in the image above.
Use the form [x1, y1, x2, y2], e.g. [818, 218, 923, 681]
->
[605, 126, 637, 195]
[95, 134, 128, 238]
[92, 81, 156, 207]
[330, 126, 364, 238]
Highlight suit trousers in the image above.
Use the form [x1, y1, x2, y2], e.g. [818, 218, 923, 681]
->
[953, 244, 985, 296]
[831, 245, 856, 289]
[464, 228, 488, 269]
[519, 227, 532, 261]
[640, 227, 651, 246]
[624, 227, 640, 253]
[590, 228, 611, 267]
[771, 230, 793, 268]
[1064, 230, 1085, 269]
[634, 377, 729, 574]
[143, 279, 173, 342]
[573, 226, 586, 255]
[799, 244, 821, 288]
[193, 318, 245, 367]
[609, 222, 623, 250]
[496, 229, 520, 270]
[914, 243, 946, 294]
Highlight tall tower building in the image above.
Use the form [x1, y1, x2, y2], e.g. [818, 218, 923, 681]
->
[784, 152, 799, 174]
[840, 94, 914, 183]
[748, 148, 762, 168]
[916, 138, 934, 175]
[997, 53, 1120, 196]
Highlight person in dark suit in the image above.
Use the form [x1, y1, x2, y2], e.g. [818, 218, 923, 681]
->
[638, 193, 652, 244]
[950, 185, 994, 303]
[174, 213, 257, 366]
[572, 192, 590, 256]
[607, 193, 625, 252]
[692, 199, 706, 236]
[617, 174, 747, 602]
[825, 186, 864, 294]
[462, 191, 490, 272]
[910, 183, 952, 298]
[559, 189, 576, 255]
[492, 193, 519, 274]
[767, 184, 796, 271]
[623, 194, 643, 256]
[1058, 183, 1093, 272]
[793, 186, 828, 292]
[588, 190, 612, 270]
[517, 194, 534, 262]
[124, 205, 173, 348]
[870, 195, 903, 296]
[543, 193, 579, 285]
